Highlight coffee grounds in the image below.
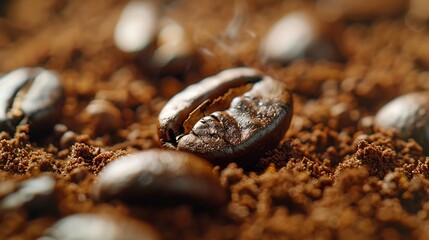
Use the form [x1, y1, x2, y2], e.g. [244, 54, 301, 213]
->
[1, 0, 429, 239]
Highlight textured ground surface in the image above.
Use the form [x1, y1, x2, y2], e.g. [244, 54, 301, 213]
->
[1, 0, 429, 239]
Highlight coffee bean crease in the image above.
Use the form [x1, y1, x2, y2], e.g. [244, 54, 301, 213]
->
[158, 68, 293, 165]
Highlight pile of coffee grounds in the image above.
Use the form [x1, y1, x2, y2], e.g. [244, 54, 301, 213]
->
[1, 0, 429, 239]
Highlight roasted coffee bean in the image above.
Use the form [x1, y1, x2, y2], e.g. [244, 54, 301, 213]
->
[85, 99, 122, 134]
[59, 130, 78, 149]
[153, 18, 196, 75]
[158, 68, 293, 165]
[115, 1, 196, 75]
[260, 11, 341, 64]
[92, 149, 225, 207]
[69, 167, 89, 184]
[0, 175, 56, 217]
[375, 92, 429, 154]
[0, 68, 65, 135]
[114, 0, 159, 53]
[41, 213, 160, 240]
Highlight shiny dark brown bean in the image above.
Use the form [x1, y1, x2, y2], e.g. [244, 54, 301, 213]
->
[0, 68, 65, 135]
[153, 18, 196, 75]
[114, 0, 159, 53]
[260, 11, 341, 64]
[375, 92, 429, 154]
[158, 68, 293, 165]
[41, 213, 160, 240]
[85, 99, 122, 134]
[0, 175, 56, 217]
[92, 149, 225, 207]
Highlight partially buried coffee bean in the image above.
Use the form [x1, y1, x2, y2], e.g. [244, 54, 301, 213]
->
[85, 99, 122, 134]
[153, 18, 196, 75]
[41, 213, 160, 240]
[0, 68, 65, 135]
[157, 68, 293, 165]
[375, 92, 429, 154]
[92, 149, 225, 207]
[0, 175, 56, 218]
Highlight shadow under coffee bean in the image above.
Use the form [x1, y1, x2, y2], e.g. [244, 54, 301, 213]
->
[0, 68, 65, 136]
[158, 68, 294, 166]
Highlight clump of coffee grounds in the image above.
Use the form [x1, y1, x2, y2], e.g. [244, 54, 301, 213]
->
[2, 0, 429, 239]
[63, 143, 127, 174]
[0, 125, 59, 174]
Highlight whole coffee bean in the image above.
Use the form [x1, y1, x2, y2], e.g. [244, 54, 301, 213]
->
[158, 68, 293, 165]
[59, 130, 78, 149]
[1, 175, 56, 217]
[0, 68, 65, 135]
[375, 92, 429, 154]
[260, 11, 341, 64]
[153, 18, 196, 75]
[92, 149, 225, 207]
[85, 99, 122, 134]
[41, 213, 160, 240]
[114, 0, 159, 53]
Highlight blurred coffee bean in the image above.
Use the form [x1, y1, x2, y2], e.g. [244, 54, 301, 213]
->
[41, 213, 160, 240]
[85, 99, 121, 134]
[406, 0, 429, 30]
[260, 11, 341, 64]
[53, 123, 68, 137]
[59, 130, 78, 149]
[114, 0, 159, 53]
[92, 149, 225, 207]
[358, 115, 376, 134]
[0, 68, 65, 135]
[153, 18, 196, 75]
[0, 175, 56, 217]
[69, 167, 89, 184]
[317, 0, 407, 21]
[375, 92, 429, 154]
[158, 68, 293, 166]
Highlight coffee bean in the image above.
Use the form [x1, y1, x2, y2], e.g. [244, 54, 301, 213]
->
[114, 0, 160, 53]
[158, 68, 293, 165]
[41, 213, 160, 240]
[375, 92, 429, 154]
[260, 11, 341, 64]
[0, 175, 56, 217]
[153, 18, 196, 75]
[59, 130, 78, 149]
[358, 116, 375, 134]
[85, 99, 122, 134]
[92, 149, 225, 207]
[115, 1, 196, 76]
[0, 68, 65, 135]
[69, 167, 89, 184]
